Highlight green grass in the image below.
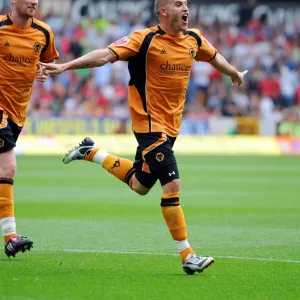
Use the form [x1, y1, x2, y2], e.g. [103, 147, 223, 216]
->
[1, 155, 300, 300]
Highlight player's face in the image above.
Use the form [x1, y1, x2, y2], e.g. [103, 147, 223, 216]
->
[13, 0, 39, 18]
[164, 0, 189, 32]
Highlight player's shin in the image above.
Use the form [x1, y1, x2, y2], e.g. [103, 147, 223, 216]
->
[85, 149, 135, 185]
[161, 193, 195, 263]
[0, 178, 17, 243]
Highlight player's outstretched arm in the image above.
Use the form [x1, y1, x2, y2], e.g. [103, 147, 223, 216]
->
[39, 48, 117, 75]
[209, 53, 248, 86]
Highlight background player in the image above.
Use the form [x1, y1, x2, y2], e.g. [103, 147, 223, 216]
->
[0, 0, 59, 257]
[39, 0, 247, 274]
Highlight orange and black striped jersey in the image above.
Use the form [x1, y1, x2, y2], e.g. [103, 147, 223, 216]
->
[108, 25, 217, 137]
[0, 14, 59, 126]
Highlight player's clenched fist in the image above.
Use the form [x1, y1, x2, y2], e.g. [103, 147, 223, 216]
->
[38, 62, 66, 75]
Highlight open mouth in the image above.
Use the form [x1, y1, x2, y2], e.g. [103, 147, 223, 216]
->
[182, 14, 188, 23]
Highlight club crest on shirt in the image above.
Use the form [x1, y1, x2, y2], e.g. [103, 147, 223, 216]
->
[33, 42, 42, 53]
[0, 139, 4, 148]
[189, 48, 196, 59]
[113, 36, 130, 47]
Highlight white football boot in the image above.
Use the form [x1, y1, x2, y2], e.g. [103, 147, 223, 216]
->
[182, 254, 214, 275]
[62, 137, 95, 164]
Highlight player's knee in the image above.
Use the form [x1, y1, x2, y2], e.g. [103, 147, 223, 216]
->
[130, 175, 150, 196]
[0, 161, 16, 178]
[162, 179, 181, 194]
[134, 188, 149, 196]
[0, 150, 16, 178]
[0, 163, 16, 178]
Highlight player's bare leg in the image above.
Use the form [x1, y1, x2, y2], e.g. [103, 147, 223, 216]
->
[0, 150, 33, 257]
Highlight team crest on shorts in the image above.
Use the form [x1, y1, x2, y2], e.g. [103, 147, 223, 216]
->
[34, 42, 42, 53]
[156, 153, 164, 162]
[0, 139, 4, 148]
[189, 48, 196, 59]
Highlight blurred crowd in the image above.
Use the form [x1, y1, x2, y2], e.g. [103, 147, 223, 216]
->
[4, 9, 300, 122]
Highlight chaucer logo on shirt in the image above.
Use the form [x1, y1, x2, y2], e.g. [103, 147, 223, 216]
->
[4, 53, 35, 64]
[112, 36, 130, 47]
[160, 61, 192, 76]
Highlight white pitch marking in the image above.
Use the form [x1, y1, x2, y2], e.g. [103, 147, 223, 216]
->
[36, 249, 300, 263]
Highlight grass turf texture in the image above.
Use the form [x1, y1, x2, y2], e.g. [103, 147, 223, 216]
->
[1, 155, 300, 299]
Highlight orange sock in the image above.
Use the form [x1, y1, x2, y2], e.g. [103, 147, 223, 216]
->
[161, 192, 195, 263]
[0, 181, 14, 219]
[85, 148, 99, 162]
[4, 233, 17, 244]
[85, 149, 136, 185]
[102, 155, 135, 184]
[0, 179, 16, 243]
[179, 248, 195, 263]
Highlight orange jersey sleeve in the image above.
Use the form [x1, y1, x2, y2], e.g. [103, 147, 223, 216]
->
[189, 29, 217, 62]
[33, 19, 59, 62]
[107, 29, 151, 61]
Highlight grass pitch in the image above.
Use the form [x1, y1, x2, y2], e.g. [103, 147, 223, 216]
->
[1, 155, 300, 299]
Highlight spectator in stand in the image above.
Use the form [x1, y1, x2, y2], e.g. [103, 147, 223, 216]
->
[259, 72, 281, 106]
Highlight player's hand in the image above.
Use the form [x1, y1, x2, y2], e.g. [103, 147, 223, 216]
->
[38, 62, 65, 75]
[231, 70, 248, 86]
[35, 65, 49, 82]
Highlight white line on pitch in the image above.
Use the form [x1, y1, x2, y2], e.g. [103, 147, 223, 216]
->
[36, 249, 300, 264]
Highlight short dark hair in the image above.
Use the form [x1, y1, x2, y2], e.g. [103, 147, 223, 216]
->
[154, 0, 169, 16]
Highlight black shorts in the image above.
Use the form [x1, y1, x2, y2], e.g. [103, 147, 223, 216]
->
[0, 110, 22, 153]
[133, 132, 180, 188]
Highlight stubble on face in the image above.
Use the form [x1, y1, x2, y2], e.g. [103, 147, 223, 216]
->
[167, 1, 189, 32]
[14, 0, 38, 18]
